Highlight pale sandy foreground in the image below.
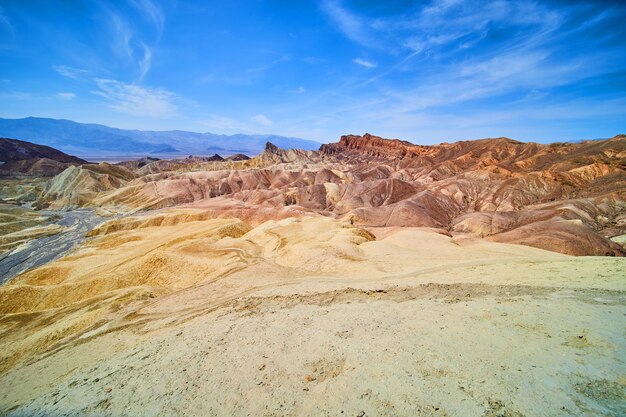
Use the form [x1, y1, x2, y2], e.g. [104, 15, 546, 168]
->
[0, 210, 624, 416]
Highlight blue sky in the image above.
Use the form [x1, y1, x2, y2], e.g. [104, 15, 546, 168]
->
[0, 0, 624, 144]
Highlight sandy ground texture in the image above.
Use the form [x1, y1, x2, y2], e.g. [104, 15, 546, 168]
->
[0, 209, 624, 416]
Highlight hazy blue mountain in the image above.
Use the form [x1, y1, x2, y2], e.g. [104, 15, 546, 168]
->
[0, 117, 321, 157]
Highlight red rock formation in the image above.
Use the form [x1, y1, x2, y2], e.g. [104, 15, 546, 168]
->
[321, 133, 428, 159]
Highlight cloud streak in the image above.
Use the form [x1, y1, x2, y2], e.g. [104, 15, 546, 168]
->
[138, 43, 152, 82]
[101, 0, 164, 82]
[248, 56, 290, 73]
[92, 79, 178, 117]
[197, 115, 241, 131]
[327, 1, 622, 113]
[0, 5, 15, 39]
[251, 114, 274, 127]
[129, 0, 164, 37]
[57, 92, 76, 100]
[321, 0, 380, 48]
[53, 65, 89, 80]
[289, 86, 306, 94]
[196, 114, 277, 134]
[353, 58, 376, 68]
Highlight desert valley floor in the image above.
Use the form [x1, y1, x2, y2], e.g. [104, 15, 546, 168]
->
[0, 134, 624, 416]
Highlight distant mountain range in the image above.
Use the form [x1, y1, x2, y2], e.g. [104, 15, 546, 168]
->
[0, 117, 321, 157]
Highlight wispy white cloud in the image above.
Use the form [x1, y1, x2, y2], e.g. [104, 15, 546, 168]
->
[326, 0, 621, 115]
[358, 51, 420, 87]
[196, 115, 274, 134]
[0, 90, 79, 102]
[53, 65, 89, 80]
[359, 0, 563, 56]
[0, 91, 36, 100]
[129, 0, 163, 82]
[251, 114, 274, 126]
[321, 0, 376, 48]
[197, 115, 241, 131]
[320, 48, 625, 141]
[138, 43, 152, 82]
[289, 86, 306, 94]
[248, 56, 290, 73]
[356, 52, 588, 121]
[92, 79, 178, 117]
[57, 92, 76, 100]
[341, 96, 626, 144]
[108, 11, 134, 61]
[353, 58, 376, 68]
[129, 0, 164, 37]
[0, 6, 15, 39]
[101, 1, 164, 82]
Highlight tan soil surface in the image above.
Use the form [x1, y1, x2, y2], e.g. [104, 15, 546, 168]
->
[0, 210, 624, 416]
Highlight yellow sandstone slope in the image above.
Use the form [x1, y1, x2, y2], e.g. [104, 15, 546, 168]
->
[0, 209, 624, 416]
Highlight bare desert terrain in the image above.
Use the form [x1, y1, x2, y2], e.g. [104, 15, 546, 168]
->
[0, 211, 624, 416]
[0, 134, 624, 416]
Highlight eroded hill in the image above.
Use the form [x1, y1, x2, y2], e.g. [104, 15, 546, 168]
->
[0, 137, 87, 178]
[24, 133, 625, 256]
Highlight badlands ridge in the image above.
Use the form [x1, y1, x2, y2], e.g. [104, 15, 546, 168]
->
[7, 133, 626, 256]
[0, 134, 625, 416]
